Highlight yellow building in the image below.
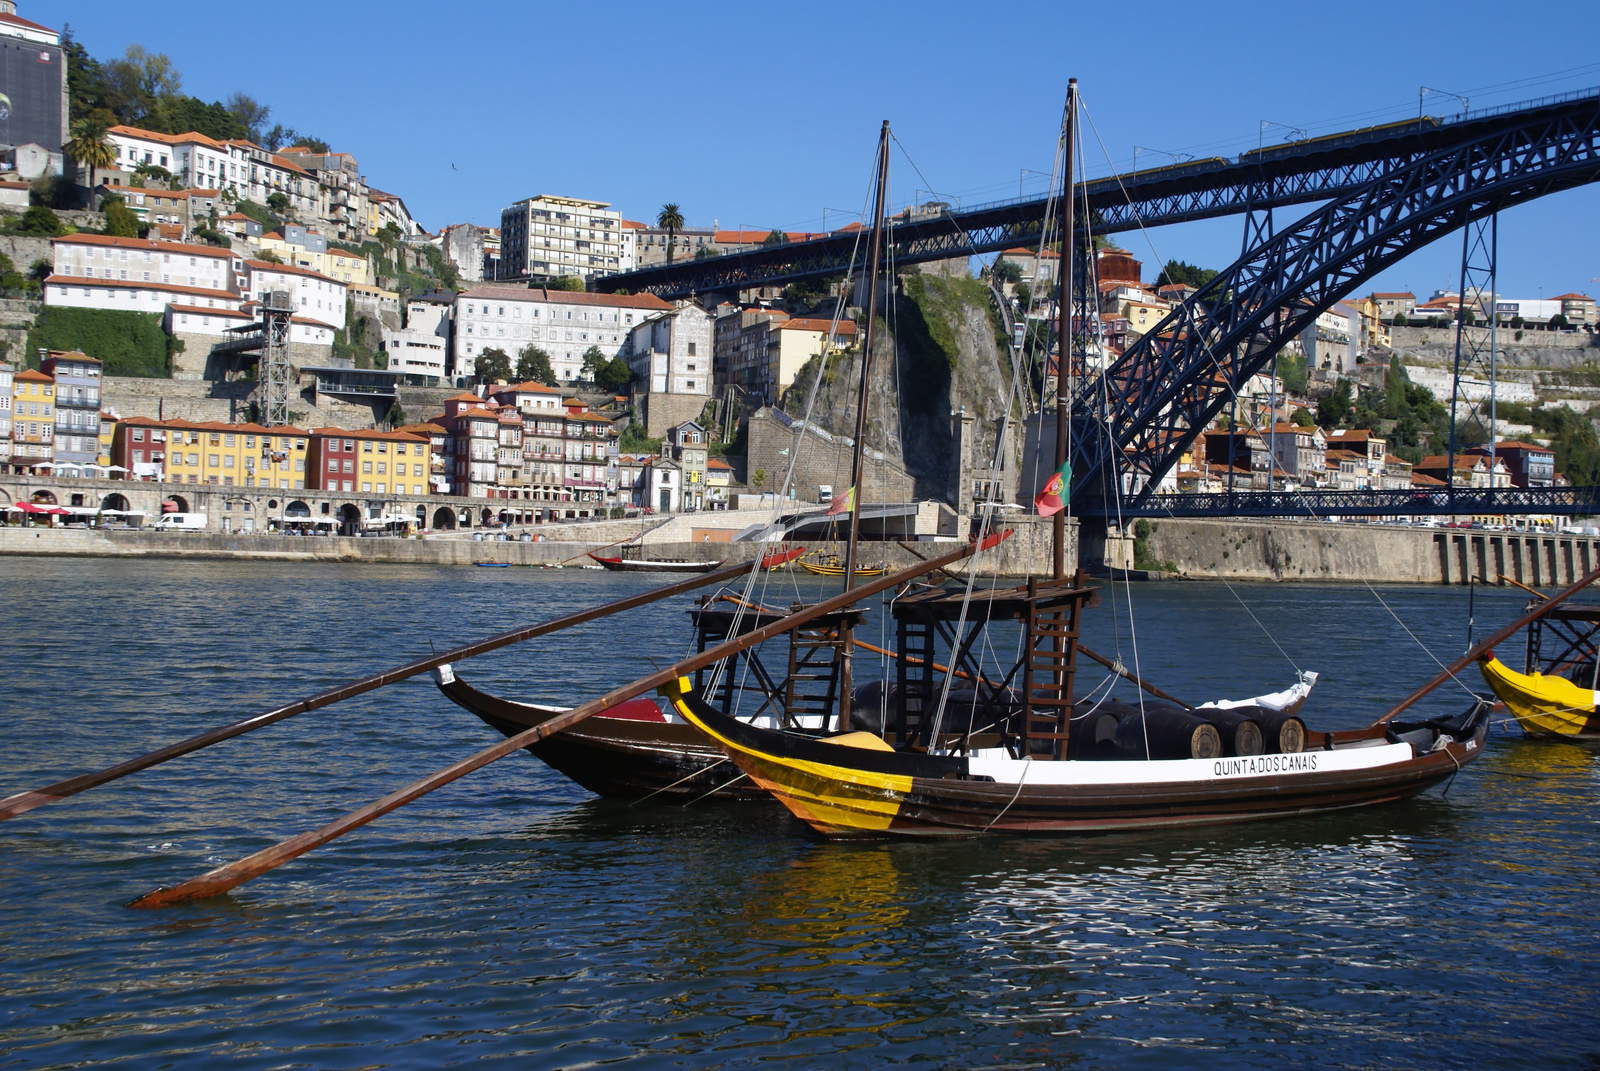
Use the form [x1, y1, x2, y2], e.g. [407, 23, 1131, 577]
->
[768, 318, 859, 394]
[254, 231, 371, 286]
[11, 368, 54, 469]
[98, 410, 119, 467]
[150, 420, 311, 488]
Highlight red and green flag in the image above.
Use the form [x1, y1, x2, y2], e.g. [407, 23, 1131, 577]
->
[1034, 462, 1070, 517]
[825, 484, 856, 516]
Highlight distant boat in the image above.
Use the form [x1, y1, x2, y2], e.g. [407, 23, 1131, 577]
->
[1476, 653, 1600, 738]
[475, 562, 511, 568]
[797, 551, 885, 578]
[588, 554, 724, 573]
[761, 546, 807, 571]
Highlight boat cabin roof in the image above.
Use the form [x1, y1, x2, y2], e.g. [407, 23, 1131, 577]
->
[893, 578, 1098, 622]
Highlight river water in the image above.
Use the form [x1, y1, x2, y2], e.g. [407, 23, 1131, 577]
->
[1, 558, 1597, 1069]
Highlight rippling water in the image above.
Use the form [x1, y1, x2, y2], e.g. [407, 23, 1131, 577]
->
[2, 558, 1597, 1069]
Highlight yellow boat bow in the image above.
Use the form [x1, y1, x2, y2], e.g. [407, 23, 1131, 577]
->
[1477, 653, 1599, 738]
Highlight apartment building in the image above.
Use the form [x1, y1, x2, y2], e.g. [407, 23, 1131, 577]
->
[9, 367, 49, 470]
[39, 351, 101, 469]
[306, 427, 432, 495]
[0, 361, 11, 466]
[498, 194, 624, 281]
[255, 225, 371, 286]
[241, 260, 347, 330]
[634, 224, 716, 268]
[452, 284, 670, 380]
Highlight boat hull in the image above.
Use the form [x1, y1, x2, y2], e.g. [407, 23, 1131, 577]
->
[435, 668, 765, 800]
[662, 677, 1489, 838]
[588, 554, 725, 573]
[1477, 655, 1600, 738]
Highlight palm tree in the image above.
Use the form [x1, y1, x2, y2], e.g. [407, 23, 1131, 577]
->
[66, 118, 117, 188]
[657, 202, 684, 265]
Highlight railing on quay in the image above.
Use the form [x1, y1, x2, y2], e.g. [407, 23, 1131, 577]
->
[1079, 486, 1600, 519]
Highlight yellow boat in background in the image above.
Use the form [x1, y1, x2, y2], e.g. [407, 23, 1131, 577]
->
[797, 552, 886, 578]
[1477, 654, 1600, 738]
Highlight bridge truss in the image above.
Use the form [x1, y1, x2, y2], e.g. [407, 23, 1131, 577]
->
[595, 89, 1600, 300]
[1068, 93, 1600, 517]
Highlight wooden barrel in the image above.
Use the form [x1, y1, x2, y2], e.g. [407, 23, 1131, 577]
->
[1114, 704, 1224, 760]
[1255, 709, 1307, 753]
[1203, 709, 1264, 756]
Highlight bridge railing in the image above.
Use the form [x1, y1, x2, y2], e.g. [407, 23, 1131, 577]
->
[1080, 486, 1600, 519]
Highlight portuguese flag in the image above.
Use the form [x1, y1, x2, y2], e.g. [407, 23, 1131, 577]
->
[1034, 462, 1070, 517]
[825, 484, 856, 516]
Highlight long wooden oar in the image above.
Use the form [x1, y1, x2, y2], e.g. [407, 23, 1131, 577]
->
[127, 533, 1009, 908]
[1379, 562, 1600, 724]
[0, 560, 761, 823]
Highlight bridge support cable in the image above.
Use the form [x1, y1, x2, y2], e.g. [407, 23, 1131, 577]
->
[1067, 97, 1600, 515]
[1446, 213, 1499, 515]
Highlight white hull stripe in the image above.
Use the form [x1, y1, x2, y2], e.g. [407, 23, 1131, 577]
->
[965, 742, 1414, 786]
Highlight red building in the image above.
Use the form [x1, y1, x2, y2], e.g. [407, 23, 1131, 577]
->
[306, 427, 431, 495]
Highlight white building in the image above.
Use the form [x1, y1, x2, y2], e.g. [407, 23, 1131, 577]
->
[50, 233, 238, 292]
[626, 303, 713, 395]
[498, 194, 624, 281]
[452, 285, 671, 380]
[383, 291, 453, 378]
[241, 260, 347, 330]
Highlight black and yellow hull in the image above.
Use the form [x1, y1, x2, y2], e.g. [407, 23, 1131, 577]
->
[661, 677, 1489, 838]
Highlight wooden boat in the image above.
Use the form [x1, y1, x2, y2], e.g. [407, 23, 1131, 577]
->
[434, 664, 765, 800]
[762, 546, 807, 571]
[797, 552, 886, 578]
[475, 562, 511, 568]
[666, 673, 1490, 837]
[588, 553, 725, 573]
[1475, 653, 1600, 738]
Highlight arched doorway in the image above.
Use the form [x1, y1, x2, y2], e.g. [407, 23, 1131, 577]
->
[163, 494, 189, 514]
[286, 500, 312, 518]
[100, 493, 130, 512]
[480, 507, 495, 527]
[30, 490, 57, 504]
[432, 506, 457, 530]
[337, 503, 361, 537]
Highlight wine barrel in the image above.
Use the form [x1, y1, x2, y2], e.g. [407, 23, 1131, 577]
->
[1067, 702, 1123, 759]
[1113, 704, 1224, 760]
[1256, 709, 1307, 753]
[1203, 708, 1265, 756]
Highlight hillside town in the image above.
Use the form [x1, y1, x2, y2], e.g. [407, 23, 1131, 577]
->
[0, 1, 1596, 538]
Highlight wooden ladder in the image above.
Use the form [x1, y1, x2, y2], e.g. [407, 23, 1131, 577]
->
[1020, 576, 1082, 759]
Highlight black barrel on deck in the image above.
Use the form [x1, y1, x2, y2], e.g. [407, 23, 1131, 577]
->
[1253, 708, 1307, 753]
[1113, 702, 1223, 760]
[1202, 708, 1265, 756]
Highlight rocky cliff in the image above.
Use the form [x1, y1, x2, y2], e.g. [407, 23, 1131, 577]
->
[779, 271, 1024, 504]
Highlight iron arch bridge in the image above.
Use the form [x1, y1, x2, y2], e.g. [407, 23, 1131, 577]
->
[1066, 91, 1600, 517]
[594, 88, 1600, 300]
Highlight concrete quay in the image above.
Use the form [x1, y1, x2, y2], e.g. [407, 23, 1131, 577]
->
[1140, 517, 1600, 587]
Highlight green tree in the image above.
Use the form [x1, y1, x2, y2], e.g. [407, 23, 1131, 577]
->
[101, 195, 140, 237]
[265, 191, 290, 214]
[761, 229, 787, 247]
[656, 202, 684, 265]
[1290, 407, 1314, 427]
[65, 116, 116, 186]
[596, 356, 633, 393]
[475, 347, 512, 384]
[1316, 378, 1354, 428]
[992, 258, 1023, 284]
[548, 276, 585, 292]
[6, 206, 67, 237]
[225, 92, 270, 141]
[751, 468, 767, 489]
[516, 345, 557, 385]
[1549, 313, 1570, 330]
[385, 401, 407, 428]
[1153, 259, 1218, 290]
[1391, 311, 1408, 327]
[579, 344, 608, 382]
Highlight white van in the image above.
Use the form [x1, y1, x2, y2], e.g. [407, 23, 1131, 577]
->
[153, 512, 208, 532]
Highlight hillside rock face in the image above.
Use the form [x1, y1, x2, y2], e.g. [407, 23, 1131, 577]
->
[779, 272, 1024, 506]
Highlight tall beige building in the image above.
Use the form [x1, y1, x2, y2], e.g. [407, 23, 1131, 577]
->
[498, 195, 624, 281]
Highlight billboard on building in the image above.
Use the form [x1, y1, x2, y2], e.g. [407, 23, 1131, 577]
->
[0, 37, 64, 152]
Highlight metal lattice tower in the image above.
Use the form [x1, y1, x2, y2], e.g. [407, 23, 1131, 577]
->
[1447, 213, 1498, 509]
[261, 290, 294, 428]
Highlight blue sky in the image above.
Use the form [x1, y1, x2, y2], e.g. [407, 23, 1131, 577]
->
[48, 0, 1600, 299]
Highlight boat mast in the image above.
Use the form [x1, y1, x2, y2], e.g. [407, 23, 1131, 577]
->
[838, 119, 892, 731]
[1052, 79, 1077, 580]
